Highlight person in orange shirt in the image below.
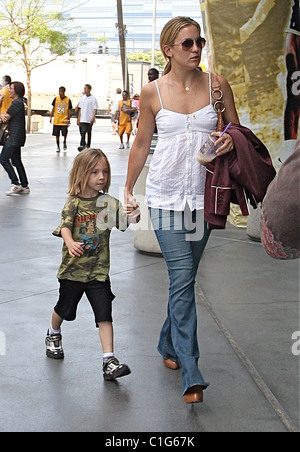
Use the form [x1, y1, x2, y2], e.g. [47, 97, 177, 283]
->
[0, 75, 12, 115]
[50, 86, 73, 153]
[114, 90, 136, 149]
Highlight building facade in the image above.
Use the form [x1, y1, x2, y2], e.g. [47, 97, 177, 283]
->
[52, 0, 202, 54]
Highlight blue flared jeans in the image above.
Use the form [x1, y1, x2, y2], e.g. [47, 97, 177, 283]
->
[149, 207, 211, 395]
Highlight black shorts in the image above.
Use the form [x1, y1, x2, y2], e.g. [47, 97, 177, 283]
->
[54, 279, 115, 327]
[52, 125, 68, 137]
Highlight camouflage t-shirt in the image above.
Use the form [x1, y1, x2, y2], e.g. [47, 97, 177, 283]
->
[53, 193, 128, 283]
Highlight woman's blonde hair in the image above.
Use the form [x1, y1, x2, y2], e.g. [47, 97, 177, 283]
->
[68, 148, 111, 196]
[160, 16, 201, 75]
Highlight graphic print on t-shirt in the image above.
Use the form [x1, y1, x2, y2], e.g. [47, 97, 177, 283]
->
[75, 211, 101, 256]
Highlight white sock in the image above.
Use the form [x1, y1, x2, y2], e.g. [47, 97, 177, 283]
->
[103, 352, 114, 362]
[49, 325, 61, 335]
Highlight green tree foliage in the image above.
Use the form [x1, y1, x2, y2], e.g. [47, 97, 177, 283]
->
[127, 50, 165, 69]
[0, 0, 73, 131]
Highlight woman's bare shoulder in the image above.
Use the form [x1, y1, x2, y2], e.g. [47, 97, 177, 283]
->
[214, 73, 234, 94]
[141, 79, 159, 98]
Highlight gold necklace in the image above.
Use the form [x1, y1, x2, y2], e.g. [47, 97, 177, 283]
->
[168, 77, 199, 114]
[168, 74, 194, 92]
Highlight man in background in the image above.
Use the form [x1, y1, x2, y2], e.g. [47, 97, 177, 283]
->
[0, 75, 12, 114]
[148, 68, 159, 137]
[107, 88, 122, 135]
[77, 84, 98, 152]
[147, 68, 159, 83]
[114, 90, 135, 149]
[50, 86, 73, 153]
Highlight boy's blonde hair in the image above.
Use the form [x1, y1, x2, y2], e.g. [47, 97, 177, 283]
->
[68, 148, 111, 196]
[160, 16, 201, 75]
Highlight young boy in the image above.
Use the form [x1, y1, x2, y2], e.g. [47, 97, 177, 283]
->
[45, 148, 139, 381]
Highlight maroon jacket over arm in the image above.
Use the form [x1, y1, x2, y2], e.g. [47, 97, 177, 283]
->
[204, 123, 276, 229]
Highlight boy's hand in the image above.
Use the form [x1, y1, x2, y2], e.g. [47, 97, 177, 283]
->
[124, 192, 138, 214]
[67, 241, 85, 258]
[127, 205, 141, 223]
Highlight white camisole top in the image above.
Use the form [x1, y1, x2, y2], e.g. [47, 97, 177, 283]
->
[145, 72, 218, 211]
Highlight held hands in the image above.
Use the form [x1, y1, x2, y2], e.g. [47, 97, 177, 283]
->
[211, 132, 234, 156]
[124, 192, 140, 223]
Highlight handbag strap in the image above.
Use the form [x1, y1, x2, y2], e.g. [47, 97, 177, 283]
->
[211, 73, 226, 132]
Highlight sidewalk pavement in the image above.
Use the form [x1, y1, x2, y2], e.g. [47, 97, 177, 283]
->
[0, 119, 299, 433]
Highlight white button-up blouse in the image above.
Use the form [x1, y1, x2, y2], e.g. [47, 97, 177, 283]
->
[145, 76, 218, 212]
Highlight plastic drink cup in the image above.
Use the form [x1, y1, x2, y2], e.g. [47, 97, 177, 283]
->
[196, 122, 232, 166]
[196, 136, 220, 165]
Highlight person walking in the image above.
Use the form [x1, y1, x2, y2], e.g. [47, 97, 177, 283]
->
[107, 88, 122, 135]
[131, 93, 140, 135]
[0, 75, 12, 115]
[77, 84, 98, 152]
[148, 69, 160, 136]
[45, 148, 139, 381]
[0, 81, 30, 196]
[50, 86, 73, 153]
[124, 16, 239, 404]
[114, 90, 135, 149]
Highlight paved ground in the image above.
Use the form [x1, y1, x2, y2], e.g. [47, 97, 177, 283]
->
[0, 118, 299, 433]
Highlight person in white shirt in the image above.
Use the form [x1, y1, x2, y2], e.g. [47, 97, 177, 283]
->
[124, 16, 239, 405]
[77, 84, 98, 152]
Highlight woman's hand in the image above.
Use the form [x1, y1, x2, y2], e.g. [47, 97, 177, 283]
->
[124, 191, 140, 223]
[123, 188, 140, 219]
[124, 191, 138, 215]
[211, 131, 234, 156]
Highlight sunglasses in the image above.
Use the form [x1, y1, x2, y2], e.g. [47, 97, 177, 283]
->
[169, 37, 206, 51]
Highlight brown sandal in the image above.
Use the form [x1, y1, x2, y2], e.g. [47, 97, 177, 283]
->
[183, 385, 204, 404]
[163, 358, 180, 370]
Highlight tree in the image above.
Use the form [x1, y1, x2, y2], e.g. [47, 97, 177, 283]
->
[127, 50, 207, 73]
[127, 50, 165, 69]
[0, 0, 74, 132]
[96, 36, 108, 55]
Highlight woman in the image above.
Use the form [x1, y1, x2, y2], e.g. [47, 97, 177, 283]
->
[0, 81, 29, 196]
[124, 16, 239, 404]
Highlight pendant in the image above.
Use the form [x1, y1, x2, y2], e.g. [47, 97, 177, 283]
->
[185, 86, 190, 91]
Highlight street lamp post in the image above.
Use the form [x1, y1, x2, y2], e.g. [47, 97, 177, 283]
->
[151, 0, 157, 67]
[116, 0, 129, 91]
